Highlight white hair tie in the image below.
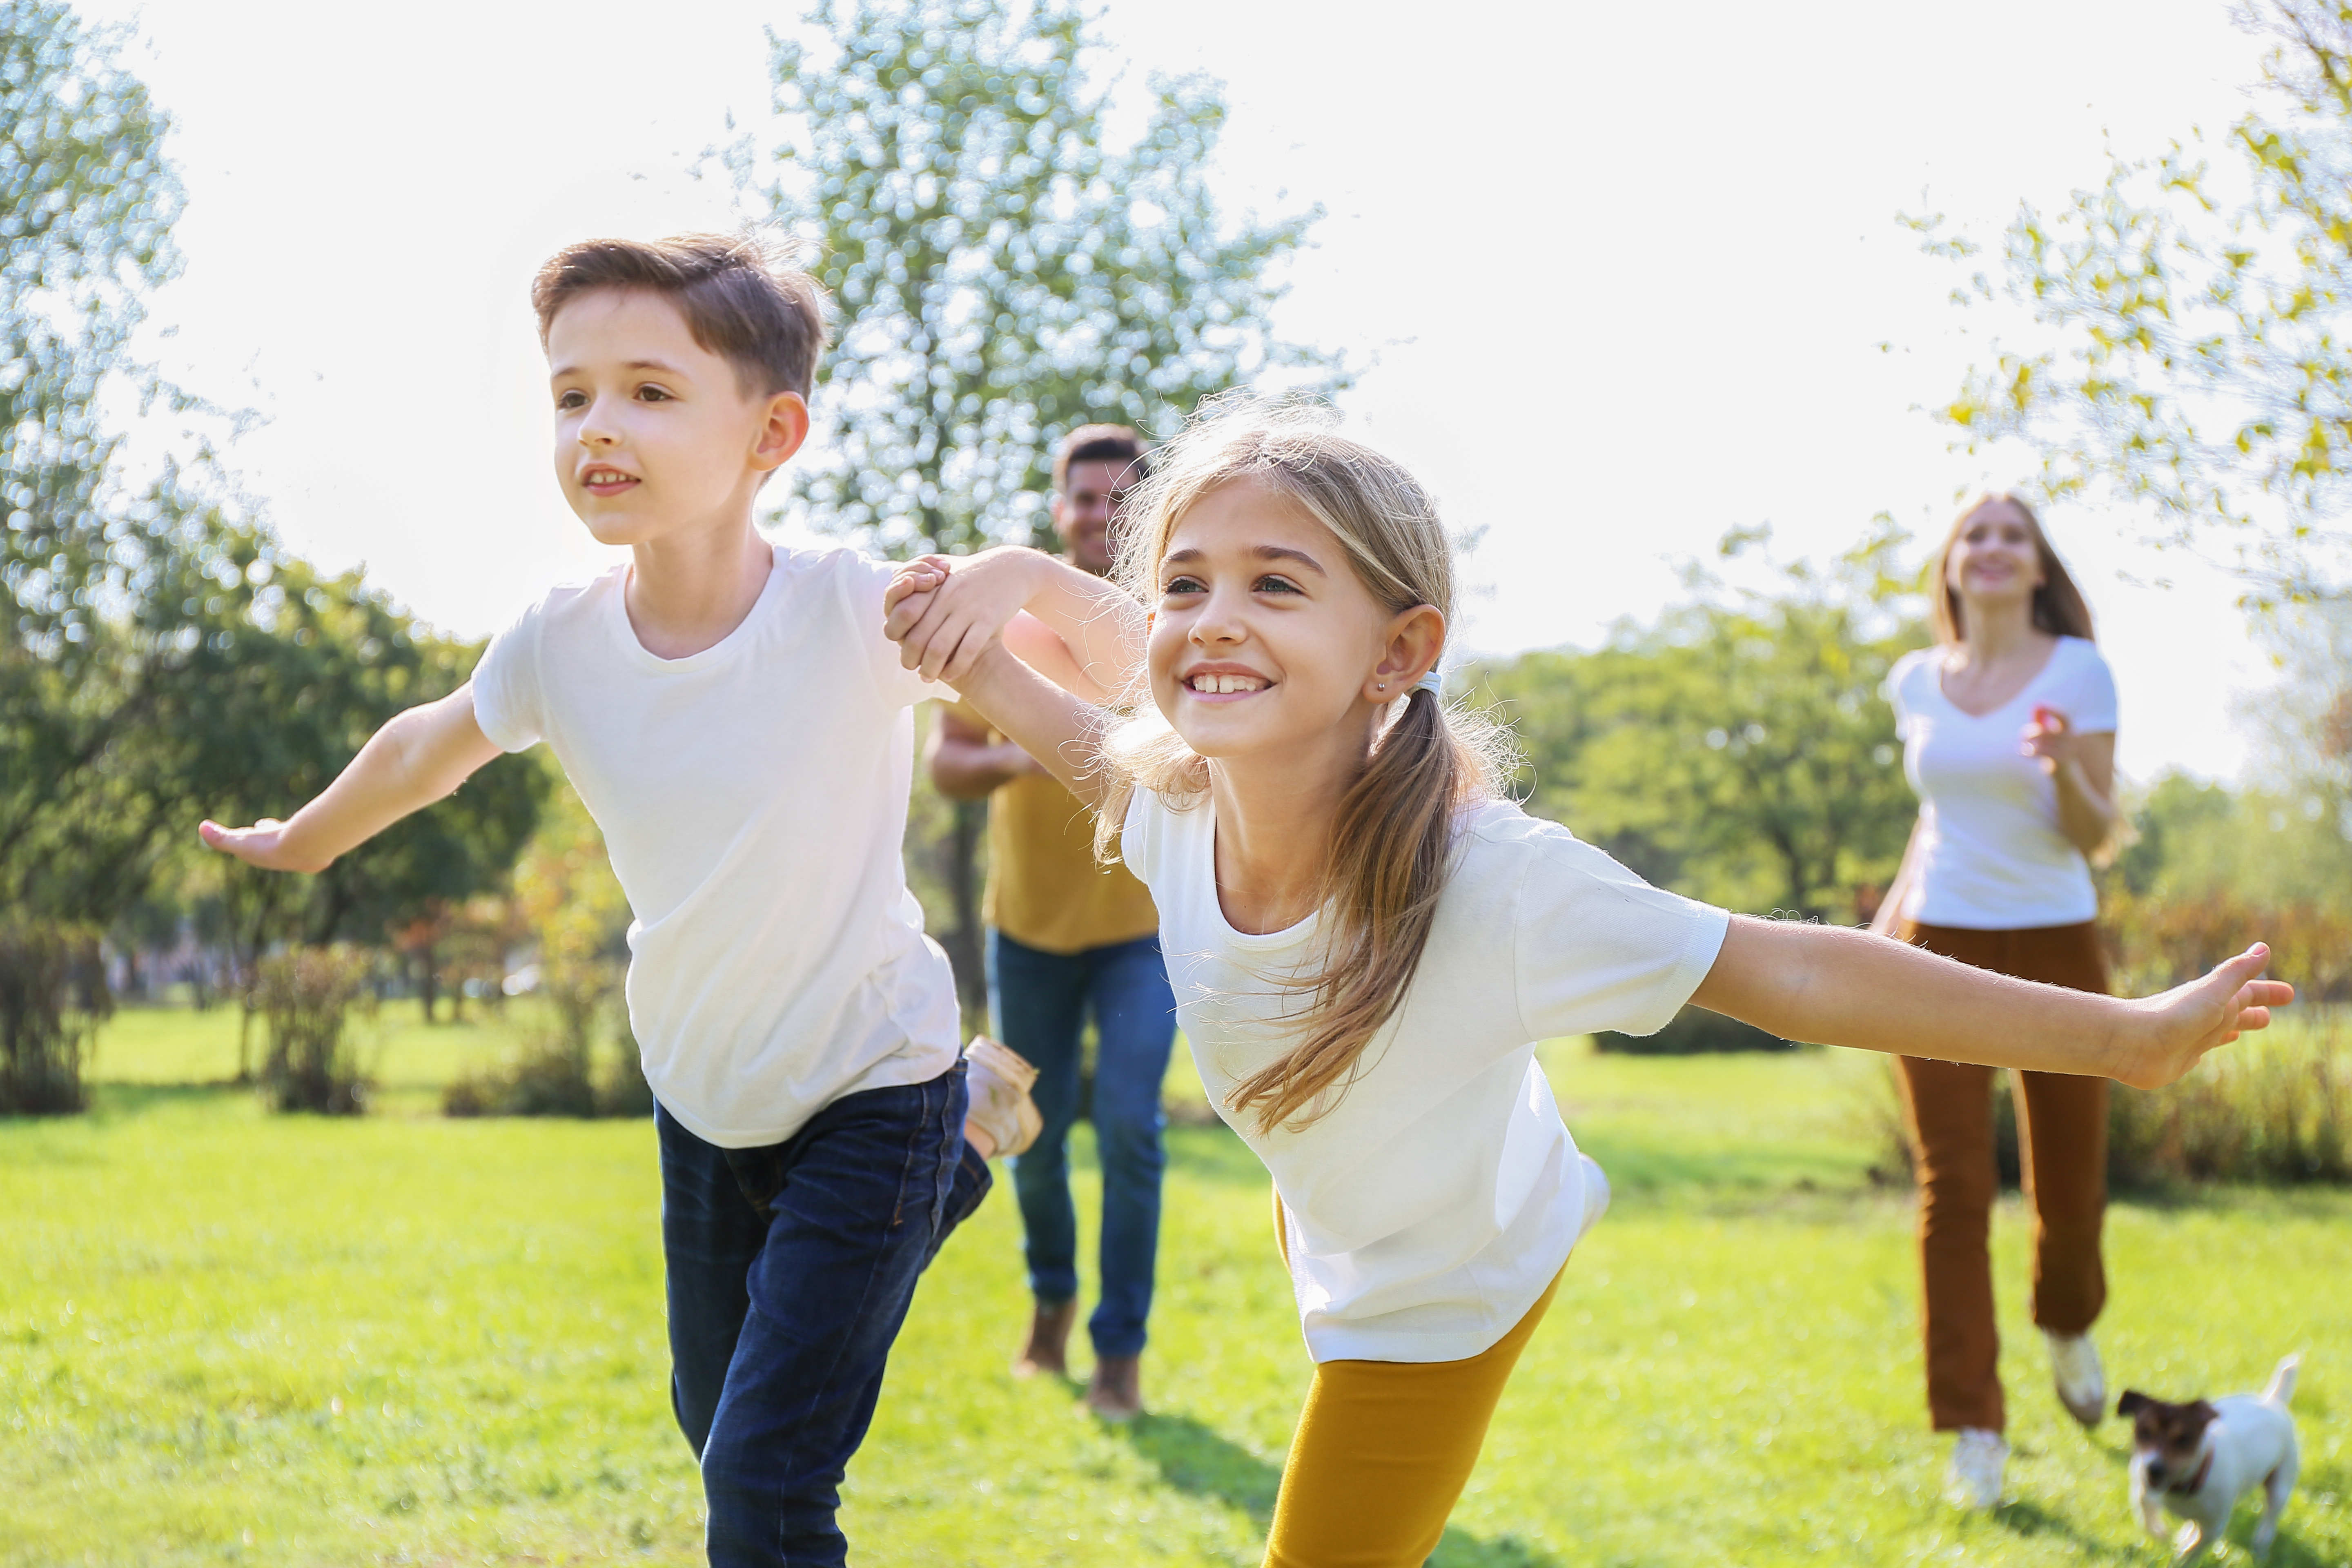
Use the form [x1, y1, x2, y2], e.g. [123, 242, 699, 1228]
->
[1413, 666, 1445, 698]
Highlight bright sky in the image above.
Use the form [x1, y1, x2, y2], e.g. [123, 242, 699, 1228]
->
[84, 0, 2281, 783]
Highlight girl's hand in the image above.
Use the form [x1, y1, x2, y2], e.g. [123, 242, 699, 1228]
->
[880, 546, 1054, 683]
[2120, 944, 2296, 1089]
[2022, 704, 2082, 777]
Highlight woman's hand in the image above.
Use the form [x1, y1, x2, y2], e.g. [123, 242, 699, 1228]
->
[2117, 944, 2296, 1090]
[2021, 704, 2085, 775]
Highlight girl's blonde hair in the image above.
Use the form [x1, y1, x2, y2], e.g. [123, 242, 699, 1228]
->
[1097, 399, 1512, 1134]
[1928, 492, 2095, 645]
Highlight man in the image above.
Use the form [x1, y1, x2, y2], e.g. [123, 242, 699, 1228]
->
[926, 424, 1175, 1422]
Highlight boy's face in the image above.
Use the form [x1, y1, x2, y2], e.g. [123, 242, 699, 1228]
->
[546, 288, 808, 548]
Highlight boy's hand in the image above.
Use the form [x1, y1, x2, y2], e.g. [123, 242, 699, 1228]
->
[198, 817, 334, 874]
[884, 547, 1051, 683]
[2123, 944, 2295, 1090]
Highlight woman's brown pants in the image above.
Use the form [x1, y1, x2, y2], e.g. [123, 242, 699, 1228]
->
[1894, 920, 2109, 1434]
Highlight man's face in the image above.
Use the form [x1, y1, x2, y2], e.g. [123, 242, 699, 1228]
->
[545, 287, 806, 548]
[1051, 457, 1138, 575]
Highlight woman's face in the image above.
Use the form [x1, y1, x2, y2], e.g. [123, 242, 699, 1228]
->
[1945, 500, 2045, 612]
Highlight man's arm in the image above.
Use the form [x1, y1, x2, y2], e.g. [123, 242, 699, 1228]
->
[198, 683, 505, 873]
[886, 547, 1145, 697]
[937, 642, 1116, 815]
[1690, 915, 2292, 1091]
[925, 703, 1047, 800]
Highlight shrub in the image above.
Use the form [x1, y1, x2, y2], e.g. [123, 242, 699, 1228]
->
[0, 922, 109, 1115]
[252, 947, 375, 1115]
[443, 993, 653, 1120]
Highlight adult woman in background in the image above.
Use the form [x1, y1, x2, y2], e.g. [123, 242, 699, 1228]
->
[1872, 494, 2121, 1511]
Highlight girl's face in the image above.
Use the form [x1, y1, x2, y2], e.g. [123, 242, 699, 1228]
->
[1945, 499, 2045, 610]
[1147, 477, 1440, 764]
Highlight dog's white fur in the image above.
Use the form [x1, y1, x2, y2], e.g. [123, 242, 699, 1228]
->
[2127, 1355, 2301, 1564]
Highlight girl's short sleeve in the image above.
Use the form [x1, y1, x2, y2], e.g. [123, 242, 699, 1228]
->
[1117, 788, 1163, 891]
[2060, 640, 2119, 735]
[1511, 822, 1732, 1043]
[469, 599, 548, 753]
[1882, 647, 1932, 742]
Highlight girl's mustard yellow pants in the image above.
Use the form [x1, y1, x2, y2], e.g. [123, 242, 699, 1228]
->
[1264, 1192, 1564, 1568]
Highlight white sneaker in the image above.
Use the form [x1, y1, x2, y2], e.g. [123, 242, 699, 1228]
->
[962, 1036, 1042, 1160]
[1946, 1428, 2007, 1511]
[2046, 1330, 2106, 1427]
[1575, 1152, 1611, 1243]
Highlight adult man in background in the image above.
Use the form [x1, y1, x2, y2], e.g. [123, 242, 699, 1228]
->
[927, 425, 1175, 1422]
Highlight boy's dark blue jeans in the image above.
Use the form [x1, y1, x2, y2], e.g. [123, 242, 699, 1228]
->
[658, 1060, 991, 1568]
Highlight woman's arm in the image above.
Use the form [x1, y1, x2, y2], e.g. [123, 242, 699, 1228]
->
[198, 684, 503, 873]
[1689, 915, 2291, 1090]
[2026, 705, 2118, 856]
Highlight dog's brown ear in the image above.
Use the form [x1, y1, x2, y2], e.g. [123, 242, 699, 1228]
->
[2118, 1391, 2151, 1417]
[2185, 1400, 2221, 1432]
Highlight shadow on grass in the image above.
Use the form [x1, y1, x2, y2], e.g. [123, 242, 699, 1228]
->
[1103, 1403, 1558, 1567]
[1988, 1498, 2137, 1561]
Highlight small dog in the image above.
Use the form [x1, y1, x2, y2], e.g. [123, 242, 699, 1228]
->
[2118, 1354, 2301, 1564]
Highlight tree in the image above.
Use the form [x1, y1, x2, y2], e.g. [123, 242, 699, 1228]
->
[1932, 1, 2352, 599]
[752, 0, 1341, 1006]
[1468, 523, 1925, 922]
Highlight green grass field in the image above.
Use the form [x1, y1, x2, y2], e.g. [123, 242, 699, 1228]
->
[6, 1004, 2350, 1566]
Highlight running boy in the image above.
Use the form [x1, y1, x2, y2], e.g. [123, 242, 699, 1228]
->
[882, 400, 2292, 1568]
[197, 234, 1100, 1567]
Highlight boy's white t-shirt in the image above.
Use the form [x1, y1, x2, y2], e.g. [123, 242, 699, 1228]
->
[1884, 636, 2118, 931]
[1121, 790, 1729, 1363]
[470, 545, 960, 1149]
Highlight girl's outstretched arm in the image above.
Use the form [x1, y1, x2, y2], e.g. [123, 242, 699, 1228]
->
[1689, 917, 2293, 1090]
[885, 547, 1145, 695]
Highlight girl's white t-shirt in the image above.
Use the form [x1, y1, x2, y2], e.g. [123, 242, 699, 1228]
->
[1884, 635, 2118, 931]
[469, 546, 961, 1149]
[1121, 790, 1729, 1363]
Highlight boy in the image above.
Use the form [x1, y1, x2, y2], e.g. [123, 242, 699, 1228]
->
[199, 234, 1101, 1566]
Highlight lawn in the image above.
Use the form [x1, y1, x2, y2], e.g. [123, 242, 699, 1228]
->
[5, 1004, 2349, 1566]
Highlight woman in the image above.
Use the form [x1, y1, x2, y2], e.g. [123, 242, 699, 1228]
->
[1873, 492, 2122, 1511]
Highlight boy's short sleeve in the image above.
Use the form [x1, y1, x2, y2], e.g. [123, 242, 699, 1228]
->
[2062, 641, 2119, 735]
[840, 553, 947, 711]
[469, 599, 548, 753]
[1511, 822, 1731, 1043]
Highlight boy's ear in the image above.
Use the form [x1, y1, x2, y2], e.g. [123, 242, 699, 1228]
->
[752, 390, 811, 473]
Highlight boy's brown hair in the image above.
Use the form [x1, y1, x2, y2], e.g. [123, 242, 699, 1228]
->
[1052, 423, 1148, 493]
[530, 233, 831, 399]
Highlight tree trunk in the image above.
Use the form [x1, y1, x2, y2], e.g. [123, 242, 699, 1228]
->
[419, 943, 439, 1025]
[944, 798, 987, 1025]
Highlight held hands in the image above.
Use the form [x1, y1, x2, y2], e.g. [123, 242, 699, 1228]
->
[2121, 944, 2295, 1090]
[196, 817, 332, 874]
[881, 547, 1045, 684]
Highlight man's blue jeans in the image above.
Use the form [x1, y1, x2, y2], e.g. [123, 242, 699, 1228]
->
[987, 928, 1178, 1360]
[659, 1062, 991, 1568]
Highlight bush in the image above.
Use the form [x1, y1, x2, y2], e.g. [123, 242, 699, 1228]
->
[1597, 1005, 1794, 1055]
[1864, 1008, 2352, 1188]
[0, 922, 109, 1115]
[252, 947, 375, 1115]
[443, 998, 653, 1120]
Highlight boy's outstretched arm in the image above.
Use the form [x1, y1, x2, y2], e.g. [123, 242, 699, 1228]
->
[884, 547, 1144, 697]
[198, 684, 504, 873]
[1690, 917, 2293, 1091]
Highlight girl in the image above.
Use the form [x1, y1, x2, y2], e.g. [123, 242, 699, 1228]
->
[1869, 494, 2122, 1510]
[883, 404, 2285, 1567]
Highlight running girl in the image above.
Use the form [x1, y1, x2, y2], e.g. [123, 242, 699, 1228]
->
[882, 402, 2288, 1568]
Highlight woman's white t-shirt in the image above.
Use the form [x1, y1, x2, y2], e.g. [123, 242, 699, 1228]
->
[1884, 635, 2118, 931]
[470, 546, 961, 1149]
[1120, 790, 1729, 1363]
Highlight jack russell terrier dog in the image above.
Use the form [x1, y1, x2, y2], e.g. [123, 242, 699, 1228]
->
[2117, 1354, 2301, 1564]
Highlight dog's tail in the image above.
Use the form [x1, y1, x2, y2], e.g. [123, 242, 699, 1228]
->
[2262, 1353, 2301, 1408]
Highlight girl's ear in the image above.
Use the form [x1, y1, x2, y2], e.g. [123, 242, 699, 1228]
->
[1363, 603, 1446, 702]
